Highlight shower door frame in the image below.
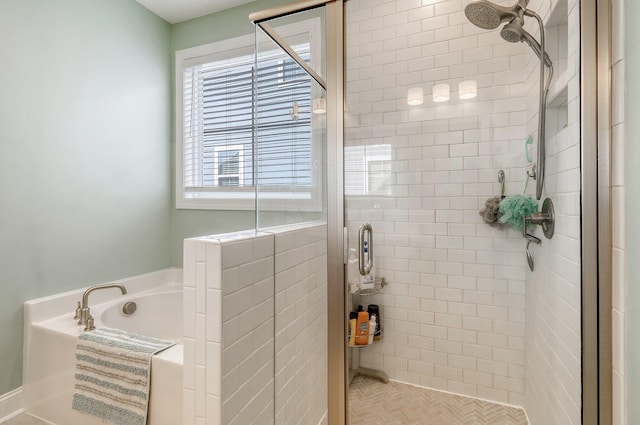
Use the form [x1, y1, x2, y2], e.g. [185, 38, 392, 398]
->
[250, 0, 612, 423]
[583, 0, 613, 423]
[324, 2, 347, 424]
[250, 1, 348, 424]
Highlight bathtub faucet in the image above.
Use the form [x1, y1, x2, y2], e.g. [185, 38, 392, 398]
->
[76, 283, 127, 331]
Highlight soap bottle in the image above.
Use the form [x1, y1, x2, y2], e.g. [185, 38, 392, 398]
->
[367, 314, 376, 345]
[367, 304, 381, 340]
[348, 311, 357, 346]
[355, 311, 369, 345]
[347, 248, 359, 294]
[359, 252, 375, 291]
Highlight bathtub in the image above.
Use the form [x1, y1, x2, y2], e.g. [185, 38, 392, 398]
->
[22, 268, 183, 425]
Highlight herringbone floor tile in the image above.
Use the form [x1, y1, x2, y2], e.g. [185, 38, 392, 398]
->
[349, 376, 528, 425]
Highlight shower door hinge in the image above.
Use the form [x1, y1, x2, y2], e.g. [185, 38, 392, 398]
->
[343, 227, 349, 264]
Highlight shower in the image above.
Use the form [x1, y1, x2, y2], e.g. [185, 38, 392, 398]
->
[465, 0, 553, 200]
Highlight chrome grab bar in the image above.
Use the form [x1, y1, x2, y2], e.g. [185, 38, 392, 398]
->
[358, 223, 373, 276]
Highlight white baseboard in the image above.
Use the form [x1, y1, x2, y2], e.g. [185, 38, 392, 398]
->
[0, 388, 23, 424]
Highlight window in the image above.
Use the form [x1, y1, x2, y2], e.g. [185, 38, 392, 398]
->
[175, 20, 322, 210]
[214, 145, 244, 187]
[345, 144, 393, 196]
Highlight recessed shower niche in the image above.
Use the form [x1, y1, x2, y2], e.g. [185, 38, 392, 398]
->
[544, 0, 570, 137]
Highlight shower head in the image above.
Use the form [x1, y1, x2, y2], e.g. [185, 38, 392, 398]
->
[464, 0, 528, 30]
[500, 19, 553, 67]
[499, 18, 525, 42]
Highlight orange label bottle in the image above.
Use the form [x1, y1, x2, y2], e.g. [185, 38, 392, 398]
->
[355, 311, 369, 345]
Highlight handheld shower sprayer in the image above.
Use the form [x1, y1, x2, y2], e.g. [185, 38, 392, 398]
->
[465, 0, 553, 201]
[500, 18, 552, 67]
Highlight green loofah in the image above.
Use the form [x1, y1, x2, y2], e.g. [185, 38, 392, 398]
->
[498, 195, 538, 230]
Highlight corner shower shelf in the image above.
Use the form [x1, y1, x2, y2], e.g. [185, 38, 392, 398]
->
[348, 336, 381, 348]
[349, 276, 388, 383]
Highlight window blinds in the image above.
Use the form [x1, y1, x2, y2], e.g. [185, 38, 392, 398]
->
[182, 44, 312, 197]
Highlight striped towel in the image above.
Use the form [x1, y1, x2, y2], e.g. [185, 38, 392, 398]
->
[71, 328, 176, 425]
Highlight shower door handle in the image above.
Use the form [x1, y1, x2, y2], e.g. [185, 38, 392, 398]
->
[358, 223, 373, 276]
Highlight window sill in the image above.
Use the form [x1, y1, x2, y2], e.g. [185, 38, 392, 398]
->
[176, 191, 321, 211]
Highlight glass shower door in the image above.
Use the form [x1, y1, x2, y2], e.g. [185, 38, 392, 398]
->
[343, 0, 583, 424]
[254, 8, 329, 425]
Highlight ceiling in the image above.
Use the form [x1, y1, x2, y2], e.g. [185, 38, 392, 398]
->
[135, 0, 256, 24]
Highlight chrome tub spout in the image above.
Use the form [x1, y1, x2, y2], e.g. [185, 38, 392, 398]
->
[76, 283, 127, 331]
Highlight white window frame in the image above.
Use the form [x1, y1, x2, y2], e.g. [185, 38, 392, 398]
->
[213, 144, 245, 187]
[175, 19, 323, 210]
[345, 144, 394, 197]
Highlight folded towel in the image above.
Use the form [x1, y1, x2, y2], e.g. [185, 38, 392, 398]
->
[71, 328, 176, 425]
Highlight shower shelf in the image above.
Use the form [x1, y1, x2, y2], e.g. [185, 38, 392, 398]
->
[349, 277, 388, 384]
[545, 0, 569, 109]
[348, 331, 381, 348]
[352, 277, 387, 296]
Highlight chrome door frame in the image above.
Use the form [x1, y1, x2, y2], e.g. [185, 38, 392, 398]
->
[325, 1, 347, 424]
[250, 2, 348, 424]
[582, 0, 613, 423]
[251, 0, 613, 423]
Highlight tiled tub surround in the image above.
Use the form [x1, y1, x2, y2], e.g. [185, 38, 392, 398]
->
[183, 222, 328, 425]
[22, 268, 183, 425]
[345, 0, 582, 420]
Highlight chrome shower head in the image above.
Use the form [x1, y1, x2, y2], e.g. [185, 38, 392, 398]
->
[501, 19, 553, 67]
[500, 18, 525, 42]
[464, 0, 528, 30]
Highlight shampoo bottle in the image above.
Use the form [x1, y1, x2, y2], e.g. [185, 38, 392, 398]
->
[348, 311, 357, 346]
[347, 248, 359, 294]
[359, 252, 375, 290]
[367, 304, 381, 340]
[355, 311, 369, 345]
[368, 315, 376, 345]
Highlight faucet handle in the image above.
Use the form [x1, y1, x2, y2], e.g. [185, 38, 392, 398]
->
[84, 316, 95, 332]
[521, 198, 555, 242]
[78, 307, 91, 326]
[73, 301, 81, 320]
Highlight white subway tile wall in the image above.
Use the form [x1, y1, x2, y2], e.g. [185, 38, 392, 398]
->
[611, 0, 626, 424]
[347, 0, 582, 420]
[183, 224, 328, 425]
[346, 0, 529, 406]
[221, 233, 275, 425]
[521, 1, 582, 424]
[184, 231, 275, 425]
[272, 224, 328, 425]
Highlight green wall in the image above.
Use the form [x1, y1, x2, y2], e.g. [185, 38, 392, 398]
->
[0, 0, 172, 394]
[0, 0, 297, 397]
[627, 1, 640, 422]
[169, 0, 291, 266]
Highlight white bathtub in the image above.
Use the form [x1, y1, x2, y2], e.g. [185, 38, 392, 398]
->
[22, 268, 183, 425]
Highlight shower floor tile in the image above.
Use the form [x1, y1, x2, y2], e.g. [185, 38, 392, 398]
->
[349, 376, 528, 425]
